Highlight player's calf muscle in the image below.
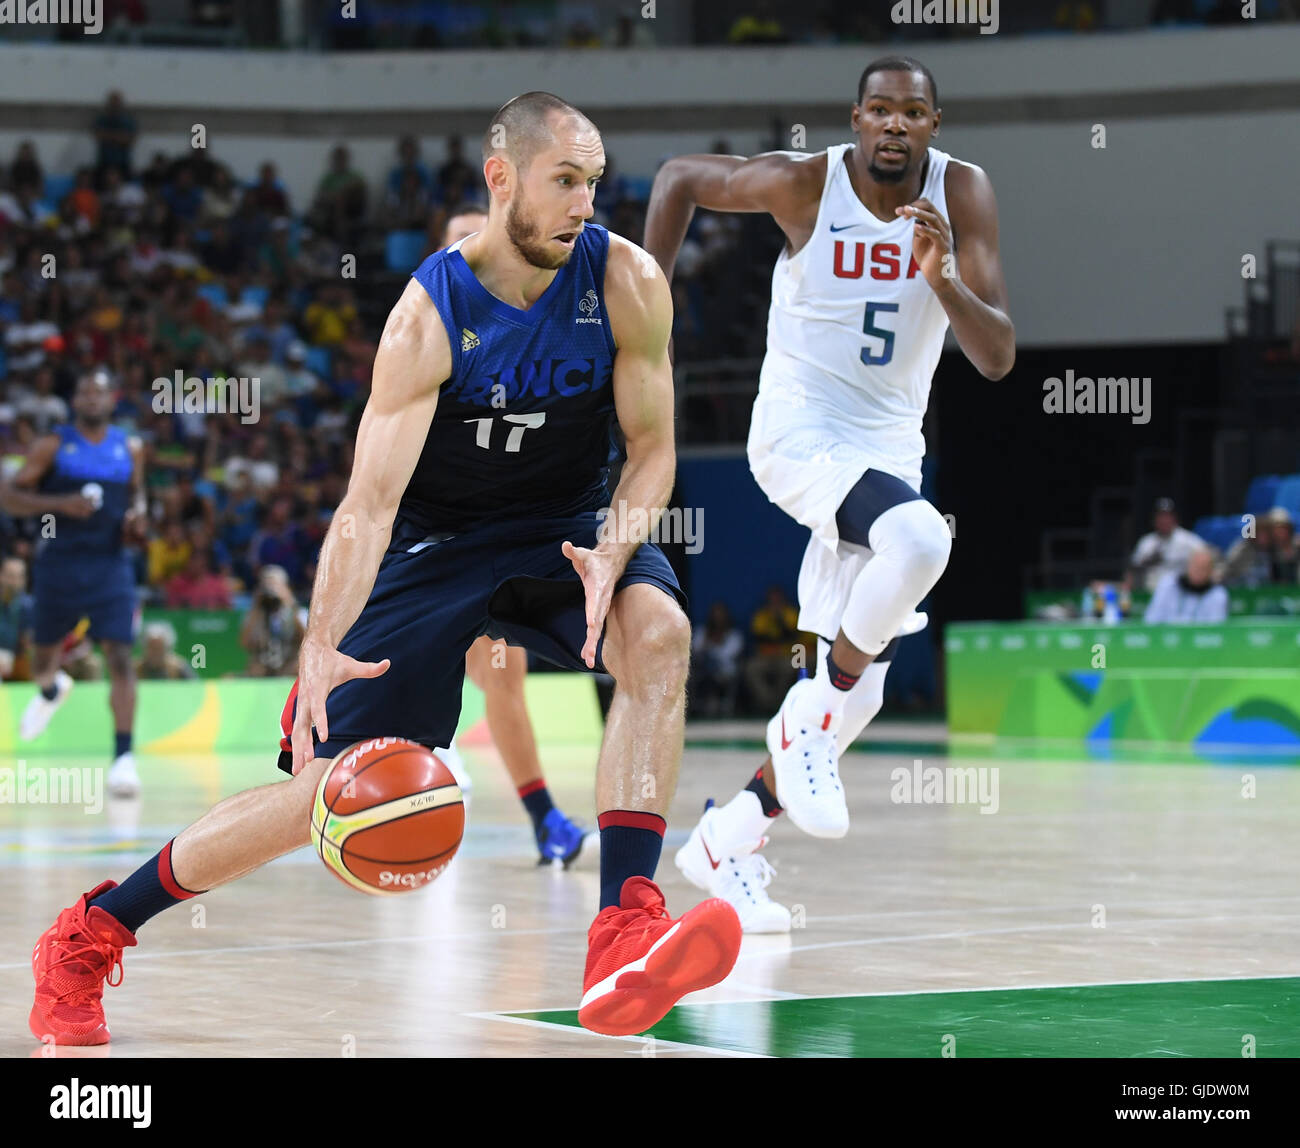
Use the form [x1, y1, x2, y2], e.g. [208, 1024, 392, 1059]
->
[171, 758, 327, 892]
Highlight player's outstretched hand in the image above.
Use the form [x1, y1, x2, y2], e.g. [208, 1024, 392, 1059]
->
[562, 540, 620, 669]
[291, 637, 391, 775]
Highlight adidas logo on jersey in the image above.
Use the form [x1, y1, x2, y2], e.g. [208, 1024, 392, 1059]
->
[461, 328, 479, 352]
[576, 290, 602, 324]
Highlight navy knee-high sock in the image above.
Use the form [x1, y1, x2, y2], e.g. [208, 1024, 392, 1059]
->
[91, 840, 203, 933]
[597, 811, 665, 909]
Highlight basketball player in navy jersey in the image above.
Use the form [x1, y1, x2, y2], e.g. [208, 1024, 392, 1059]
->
[1, 371, 147, 797]
[432, 204, 590, 868]
[29, 92, 741, 1046]
[645, 56, 1014, 930]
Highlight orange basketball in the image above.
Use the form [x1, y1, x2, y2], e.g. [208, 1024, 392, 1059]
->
[309, 737, 465, 895]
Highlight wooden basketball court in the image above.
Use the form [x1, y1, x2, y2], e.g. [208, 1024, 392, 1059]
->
[2, 728, 1297, 1058]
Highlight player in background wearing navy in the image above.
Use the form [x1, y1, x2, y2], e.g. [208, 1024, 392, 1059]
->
[645, 57, 1014, 931]
[0, 372, 147, 797]
[28, 92, 741, 1046]
[432, 205, 589, 867]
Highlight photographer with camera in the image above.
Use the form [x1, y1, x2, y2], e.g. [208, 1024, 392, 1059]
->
[239, 564, 305, 677]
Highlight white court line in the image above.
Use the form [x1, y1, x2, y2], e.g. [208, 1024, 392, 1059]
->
[782, 913, 1300, 956]
[802, 893, 1300, 925]
[465, 1010, 771, 1058]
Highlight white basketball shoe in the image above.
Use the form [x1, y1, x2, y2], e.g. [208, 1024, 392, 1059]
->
[107, 752, 140, 798]
[20, 671, 74, 741]
[766, 676, 849, 838]
[675, 801, 791, 934]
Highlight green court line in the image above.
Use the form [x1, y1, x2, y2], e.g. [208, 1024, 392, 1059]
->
[508, 977, 1300, 1057]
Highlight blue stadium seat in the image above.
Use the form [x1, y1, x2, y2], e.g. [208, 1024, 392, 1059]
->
[240, 284, 270, 311]
[1243, 475, 1283, 517]
[196, 282, 229, 309]
[43, 173, 75, 202]
[1193, 516, 1241, 553]
[385, 230, 427, 273]
[1273, 476, 1300, 517]
[304, 346, 332, 380]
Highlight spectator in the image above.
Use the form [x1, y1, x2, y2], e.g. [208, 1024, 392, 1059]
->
[136, 620, 197, 680]
[165, 548, 233, 609]
[1144, 548, 1229, 623]
[302, 282, 357, 348]
[309, 146, 368, 245]
[244, 162, 290, 217]
[147, 519, 192, 587]
[10, 140, 44, 193]
[1265, 507, 1299, 582]
[240, 564, 305, 676]
[1128, 497, 1202, 592]
[691, 601, 743, 718]
[13, 367, 70, 435]
[0, 555, 32, 681]
[247, 496, 307, 586]
[437, 135, 475, 203]
[383, 167, 434, 232]
[61, 168, 102, 232]
[224, 435, 279, 492]
[93, 90, 138, 182]
[162, 164, 204, 224]
[4, 299, 60, 374]
[1218, 520, 1273, 588]
[200, 164, 241, 226]
[744, 585, 801, 713]
[387, 135, 432, 197]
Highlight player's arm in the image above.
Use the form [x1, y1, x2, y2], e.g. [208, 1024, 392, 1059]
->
[303, 279, 445, 651]
[904, 161, 1015, 380]
[123, 436, 148, 544]
[561, 236, 676, 667]
[290, 279, 447, 770]
[0, 436, 94, 518]
[643, 151, 822, 281]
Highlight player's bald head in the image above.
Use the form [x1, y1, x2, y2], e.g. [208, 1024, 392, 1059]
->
[482, 92, 598, 174]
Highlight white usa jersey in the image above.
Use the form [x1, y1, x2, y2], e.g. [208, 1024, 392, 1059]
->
[752, 142, 954, 490]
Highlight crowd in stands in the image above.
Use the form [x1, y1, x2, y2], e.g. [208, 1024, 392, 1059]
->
[23, 0, 1298, 51]
[1076, 494, 1300, 626]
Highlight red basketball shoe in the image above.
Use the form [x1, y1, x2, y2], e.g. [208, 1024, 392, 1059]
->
[579, 876, 741, 1036]
[30, 881, 136, 1046]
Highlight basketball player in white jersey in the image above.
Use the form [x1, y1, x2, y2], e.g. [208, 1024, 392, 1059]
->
[644, 56, 1014, 931]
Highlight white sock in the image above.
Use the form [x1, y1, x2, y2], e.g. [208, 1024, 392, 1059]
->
[712, 788, 774, 851]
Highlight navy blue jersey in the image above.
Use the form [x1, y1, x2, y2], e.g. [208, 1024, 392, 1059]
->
[35, 423, 133, 557]
[404, 223, 620, 532]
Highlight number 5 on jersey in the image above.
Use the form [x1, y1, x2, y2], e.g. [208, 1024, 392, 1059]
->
[464, 412, 547, 452]
[861, 301, 898, 367]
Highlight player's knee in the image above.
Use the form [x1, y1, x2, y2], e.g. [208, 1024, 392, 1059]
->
[104, 644, 134, 678]
[619, 599, 691, 685]
[886, 501, 952, 585]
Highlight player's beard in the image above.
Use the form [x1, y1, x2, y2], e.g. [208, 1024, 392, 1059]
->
[506, 193, 571, 271]
[867, 158, 909, 184]
[76, 410, 109, 429]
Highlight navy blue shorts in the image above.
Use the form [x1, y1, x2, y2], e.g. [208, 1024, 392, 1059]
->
[30, 551, 138, 646]
[276, 511, 685, 774]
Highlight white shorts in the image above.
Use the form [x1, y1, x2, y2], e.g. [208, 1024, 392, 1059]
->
[747, 397, 923, 640]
